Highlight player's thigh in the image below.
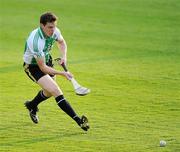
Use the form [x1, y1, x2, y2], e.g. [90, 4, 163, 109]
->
[42, 75, 57, 97]
[37, 75, 63, 97]
[42, 76, 56, 97]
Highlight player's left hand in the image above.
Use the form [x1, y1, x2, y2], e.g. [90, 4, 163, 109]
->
[59, 57, 67, 66]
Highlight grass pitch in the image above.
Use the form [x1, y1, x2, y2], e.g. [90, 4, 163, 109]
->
[0, 0, 180, 152]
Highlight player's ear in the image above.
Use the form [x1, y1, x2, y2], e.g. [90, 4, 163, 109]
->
[40, 23, 44, 28]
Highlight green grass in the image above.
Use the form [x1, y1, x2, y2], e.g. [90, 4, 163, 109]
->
[0, 0, 180, 151]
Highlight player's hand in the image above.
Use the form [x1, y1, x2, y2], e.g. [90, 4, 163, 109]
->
[62, 71, 73, 80]
[59, 57, 67, 66]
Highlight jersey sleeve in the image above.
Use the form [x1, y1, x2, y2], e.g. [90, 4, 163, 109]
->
[27, 33, 45, 59]
[54, 27, 64, 41]
[33, 41, 45, 59]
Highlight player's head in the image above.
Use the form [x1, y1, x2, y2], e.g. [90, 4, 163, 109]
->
[40, 12, 58, 37]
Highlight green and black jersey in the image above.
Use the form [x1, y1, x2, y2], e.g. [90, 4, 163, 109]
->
[23, 27, 63, 64]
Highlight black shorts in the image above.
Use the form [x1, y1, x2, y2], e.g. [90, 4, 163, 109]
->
[23, 60, 54, 82]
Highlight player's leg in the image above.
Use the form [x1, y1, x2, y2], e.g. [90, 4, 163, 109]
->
[37, 75, 89, 131]
[38, 75, 79, 120]
[25, 89, 50, 108]
[25, 75, 56, 109]
[24, 63, 89, 130]
[41, 75, 56, 97]
[28, 57, 56, 106]
[24, 63, 57, 109]
[24, 64, 52, 123]
[24, 88, 51, 122]
[31, 75, 56, 105]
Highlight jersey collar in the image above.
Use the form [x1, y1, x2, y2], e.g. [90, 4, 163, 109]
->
[38, 27, 49, 39]
[38, 27, 56, 40]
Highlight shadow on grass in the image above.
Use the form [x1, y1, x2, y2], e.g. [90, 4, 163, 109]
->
[0, 122, 86, 147]
[1, 131, 85, 147]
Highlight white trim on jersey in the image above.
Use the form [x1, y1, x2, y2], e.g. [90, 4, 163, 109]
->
[23, 27, 63, 64]
[23, 29, 45, 64]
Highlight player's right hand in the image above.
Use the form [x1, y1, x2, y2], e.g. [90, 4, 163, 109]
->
[62, 71, 73, 80]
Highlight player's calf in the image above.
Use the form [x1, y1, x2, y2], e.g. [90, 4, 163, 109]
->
[55, 95, 90, 131]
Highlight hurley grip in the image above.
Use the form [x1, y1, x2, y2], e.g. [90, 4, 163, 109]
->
[54, 57, 68, 72]
[61, 62, 68, 72]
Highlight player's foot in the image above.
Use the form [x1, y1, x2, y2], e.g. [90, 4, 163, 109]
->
[24, 101, 39, 124]
[79, 115, 90, 131]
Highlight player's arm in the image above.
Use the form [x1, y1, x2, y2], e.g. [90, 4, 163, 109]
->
[54, 27, 67, 65]
[57, 39, 67, 65]
[35, 56, 72, 79]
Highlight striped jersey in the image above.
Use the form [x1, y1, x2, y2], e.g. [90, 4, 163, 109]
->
[23, 27, 63, 64]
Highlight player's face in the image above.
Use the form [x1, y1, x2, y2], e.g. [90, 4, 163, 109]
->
[41, 22, 56, 37]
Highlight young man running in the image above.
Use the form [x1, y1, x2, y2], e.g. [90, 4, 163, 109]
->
[23, 12, 89, 131]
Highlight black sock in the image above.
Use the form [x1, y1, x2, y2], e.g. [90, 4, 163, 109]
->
[55, 95, 81, 125]
[29, 90, 49, 108]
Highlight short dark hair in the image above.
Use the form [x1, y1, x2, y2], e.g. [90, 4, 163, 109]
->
[40, 12, 57, 25]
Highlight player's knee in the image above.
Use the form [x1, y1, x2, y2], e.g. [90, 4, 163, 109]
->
[48, 86, 62, 97]
[43, 90, 52, 97]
